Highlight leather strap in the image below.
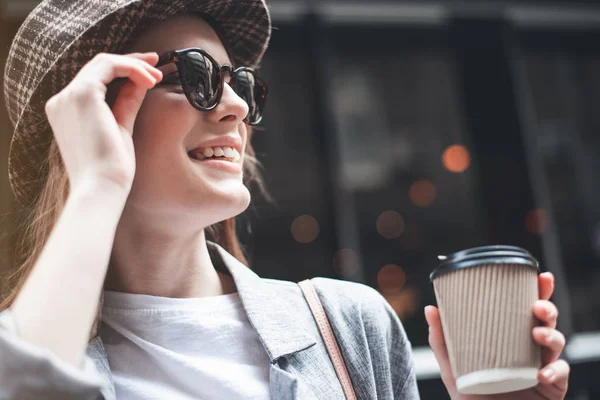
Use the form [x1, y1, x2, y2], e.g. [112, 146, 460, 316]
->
[298, 279, 357, 400]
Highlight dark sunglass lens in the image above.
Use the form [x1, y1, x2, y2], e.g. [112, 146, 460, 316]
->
[231, 70, 266, 124]
[179, 52, 220, 109]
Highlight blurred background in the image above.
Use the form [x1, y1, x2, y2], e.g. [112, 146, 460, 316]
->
[1, 0, 599, 398]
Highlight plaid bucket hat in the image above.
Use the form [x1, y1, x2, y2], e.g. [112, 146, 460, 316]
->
[3, 0, 271, 207]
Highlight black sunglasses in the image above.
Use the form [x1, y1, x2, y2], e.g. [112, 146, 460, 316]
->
[155, 47, 268, 125]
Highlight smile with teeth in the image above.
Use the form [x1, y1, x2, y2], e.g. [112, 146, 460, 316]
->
[189, 146, 241, 162]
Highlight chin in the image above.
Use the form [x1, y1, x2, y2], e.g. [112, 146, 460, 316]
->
[190, 181, 251, 222]
[222, 184, 252, 213]
[126, 176, 251, 222]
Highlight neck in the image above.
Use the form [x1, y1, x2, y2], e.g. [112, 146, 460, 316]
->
[104, 220, 236, 298]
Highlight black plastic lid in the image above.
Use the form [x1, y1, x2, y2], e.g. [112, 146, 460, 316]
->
[429, 245, 540, 281]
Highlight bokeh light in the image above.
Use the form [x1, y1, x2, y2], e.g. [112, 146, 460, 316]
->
[376, 210, 405, 239]
[333, 249, 361, 278]
[442, 144, 471, 173]
[382, 286, 420, 321]
[290, 215, 320, 243]
[525, 208, 548, 235]
[409, 180, 436, 207]
[377, 264, 406, 294]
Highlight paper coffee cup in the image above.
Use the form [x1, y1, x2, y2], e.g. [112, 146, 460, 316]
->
[430, 245, 541, 395]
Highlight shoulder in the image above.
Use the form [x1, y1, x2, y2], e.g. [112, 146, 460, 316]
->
[262, 277, 418, 397]
[262, 276, 384, 309]
[263, 276, 405, 342]
[313, 277, 410, 348]
[312, 277, 392, 320]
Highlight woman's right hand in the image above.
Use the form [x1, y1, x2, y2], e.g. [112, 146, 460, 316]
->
[44, 52, 163, 196]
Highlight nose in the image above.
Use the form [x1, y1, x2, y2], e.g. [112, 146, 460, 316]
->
[208, 82, 249, 125]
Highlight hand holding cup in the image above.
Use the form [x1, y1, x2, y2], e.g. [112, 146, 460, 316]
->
[426, 247, 569, 400]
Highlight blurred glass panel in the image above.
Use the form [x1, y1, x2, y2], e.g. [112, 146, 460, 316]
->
[524, 43, 600, 333]
[330, 27, 487, 346]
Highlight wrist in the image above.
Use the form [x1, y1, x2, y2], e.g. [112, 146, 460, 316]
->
[68, 175, 131, 207]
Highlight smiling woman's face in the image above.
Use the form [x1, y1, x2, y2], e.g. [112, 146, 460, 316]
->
[122, 15, 252, 228]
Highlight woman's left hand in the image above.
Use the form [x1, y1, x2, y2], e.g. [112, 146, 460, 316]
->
[425, 272, 570, 400]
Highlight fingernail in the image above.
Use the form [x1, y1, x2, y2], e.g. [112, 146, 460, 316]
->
[542, 369, 554, 380]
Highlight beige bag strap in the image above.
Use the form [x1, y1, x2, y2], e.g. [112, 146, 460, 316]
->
[298, 279, 357, 400]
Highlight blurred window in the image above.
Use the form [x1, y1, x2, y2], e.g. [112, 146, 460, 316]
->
[523, 31, 600, 332]
[326, 27, 487, 346]
[246, 26, 337, 283]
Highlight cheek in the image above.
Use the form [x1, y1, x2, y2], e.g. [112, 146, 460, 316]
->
[132, 91, 194, 156]
[129, 92, 194, 189]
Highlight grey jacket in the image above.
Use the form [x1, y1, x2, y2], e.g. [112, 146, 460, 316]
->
[0, 243, 420, 399]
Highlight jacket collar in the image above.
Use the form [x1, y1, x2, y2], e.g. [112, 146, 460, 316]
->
[208, 241, 316, 362]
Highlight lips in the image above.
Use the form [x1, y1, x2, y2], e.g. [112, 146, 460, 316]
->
[188, 151, 243, 174]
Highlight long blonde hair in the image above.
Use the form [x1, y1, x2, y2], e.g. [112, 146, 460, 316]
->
[0, 126, 266, 340]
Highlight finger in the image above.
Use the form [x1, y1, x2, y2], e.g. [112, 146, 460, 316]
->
[533, 300, 558, 329]
[533, 327, 566, 364]
[123, 53, 163, 81]
[538, 359, 570, 393]
[424, 306, 457, 392]
[539, 272, 554, 301]
[84, 53, 158, 88]
[124, 52, 159, 64]
[111, 79, 150, 133]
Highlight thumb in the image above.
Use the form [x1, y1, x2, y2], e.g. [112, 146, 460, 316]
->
[425, 306, 460, 396]
[111, 79, 151, 134]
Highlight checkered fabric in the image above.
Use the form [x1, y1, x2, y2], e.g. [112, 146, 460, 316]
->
[3, 0, 271, 206]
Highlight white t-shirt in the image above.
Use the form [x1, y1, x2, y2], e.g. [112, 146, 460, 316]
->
[99, 290, 272, 400]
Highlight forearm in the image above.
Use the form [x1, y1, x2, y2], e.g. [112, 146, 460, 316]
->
[11, 179, 128, 368]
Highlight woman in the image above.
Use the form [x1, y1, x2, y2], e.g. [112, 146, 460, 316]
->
[0, 0, 569, 399]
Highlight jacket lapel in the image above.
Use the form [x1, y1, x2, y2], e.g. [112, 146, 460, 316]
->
[211, 243, 317, 359]
[210, 243, 318, 400]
